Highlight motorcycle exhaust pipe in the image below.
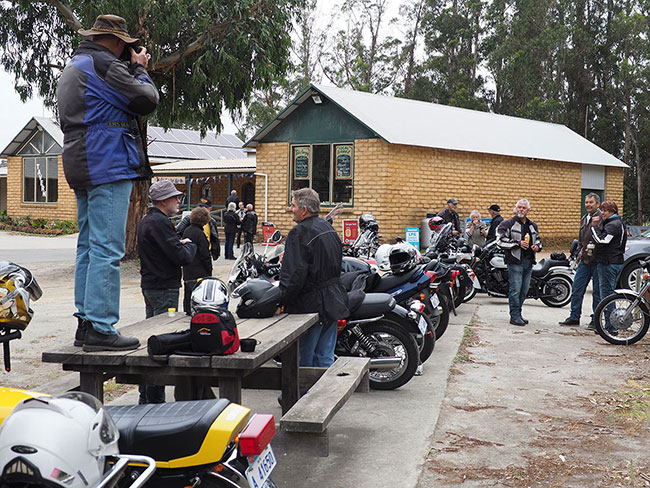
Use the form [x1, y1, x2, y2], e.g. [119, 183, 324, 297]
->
[370, 357, 402, 370]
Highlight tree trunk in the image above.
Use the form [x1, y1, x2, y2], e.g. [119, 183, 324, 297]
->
[123, 121, 151, 260]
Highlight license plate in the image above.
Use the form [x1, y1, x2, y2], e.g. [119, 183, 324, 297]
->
[430, 294, 440, 308]
[245, 445, 277, 488]
[418, 315, 428, 334]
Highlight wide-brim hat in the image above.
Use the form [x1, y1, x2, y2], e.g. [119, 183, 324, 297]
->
[78, 14, 139, 45]
[149, 180, 182, 201]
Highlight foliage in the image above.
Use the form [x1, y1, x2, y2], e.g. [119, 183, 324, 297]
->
[0, 214, 78, 235]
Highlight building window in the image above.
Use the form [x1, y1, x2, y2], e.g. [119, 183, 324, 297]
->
[23, 157, 58, 203]
[18, 129, 60, 204]
[290, 143, 354, 205]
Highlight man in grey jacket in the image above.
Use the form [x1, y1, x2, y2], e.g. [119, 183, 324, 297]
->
[57, 14, 159, 351]
[497, 199, 542, 326]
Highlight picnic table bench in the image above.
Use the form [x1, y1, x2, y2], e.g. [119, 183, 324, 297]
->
[42, 311, 370, 450]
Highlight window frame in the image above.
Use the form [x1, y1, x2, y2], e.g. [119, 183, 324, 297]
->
[18, 131, 60, 205]
[288, 142, 355, 207]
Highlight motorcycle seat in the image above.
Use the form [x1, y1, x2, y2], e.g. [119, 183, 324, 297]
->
[106, 399, 230, 462]
[349, 293, 396, 319]
[532, 258, 568, 277]
[373, 267, 420, 292]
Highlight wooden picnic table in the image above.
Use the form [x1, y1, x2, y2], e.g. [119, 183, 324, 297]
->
[42, 312, 318, 414]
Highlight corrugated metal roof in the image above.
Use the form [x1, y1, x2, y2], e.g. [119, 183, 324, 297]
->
[151, 158, 256, 175]
[0, 118, 246, 161]
[246, 84, 626, 168]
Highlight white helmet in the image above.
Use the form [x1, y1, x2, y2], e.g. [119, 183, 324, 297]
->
[374, 244, 393, 272]
[0, 392, 118, 488]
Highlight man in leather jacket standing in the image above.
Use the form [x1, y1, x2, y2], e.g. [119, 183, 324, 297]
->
[438, 198, 461, 236]
[591, 200, 627, 335]
[486, 204, 503, 243]
[559, 193, 602, 328]
[497, 199, 542, 326]
[279, 188, 349, 367]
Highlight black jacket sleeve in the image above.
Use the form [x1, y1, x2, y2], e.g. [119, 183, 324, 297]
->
[156, 218, 197, 266]
[175, 215, 190, 237]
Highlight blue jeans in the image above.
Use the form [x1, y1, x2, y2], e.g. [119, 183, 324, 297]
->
[508, 259, 533, 320]
[139, 288, 179, 404]
[569, 262, 600, 320]
[299, 321, 337, 367]
[74, 180, 133, 335]
[225, 232, 235, 258]
[597, 263, 623, 329]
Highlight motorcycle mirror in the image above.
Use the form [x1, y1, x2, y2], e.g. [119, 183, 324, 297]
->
[270, 230, 282, 243]
[569, 239, 579, 257]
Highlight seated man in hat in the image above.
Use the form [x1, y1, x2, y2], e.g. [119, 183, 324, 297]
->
[137, 180, 197, 403]
[438, 198, 461, 235]
[57, 14, 158, 351]
[486, 204, 504, 243]
[176, 197, 221, 260]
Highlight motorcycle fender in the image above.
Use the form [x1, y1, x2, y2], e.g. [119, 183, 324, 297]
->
[612, 290, 650, 310]
[159, 403, 251, 469]
[387, 306, 421, 335]
[546, 268, 574, 279]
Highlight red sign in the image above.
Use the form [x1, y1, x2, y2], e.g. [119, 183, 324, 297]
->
[261, 222, 277, 245]
[342, 219, 359, 244]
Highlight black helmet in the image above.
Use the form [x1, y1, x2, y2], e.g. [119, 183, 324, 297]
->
[232, 279, 283, 318]
[388, 243, 419, 275]
[359, 214, 379, 232]
[341, 256, 372, 274]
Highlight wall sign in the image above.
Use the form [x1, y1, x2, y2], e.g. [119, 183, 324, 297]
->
[294, 147, 310, 179]
[343, 219, 359, 244]
[335, 145, 352, 179]
[405, 227, 420, 249]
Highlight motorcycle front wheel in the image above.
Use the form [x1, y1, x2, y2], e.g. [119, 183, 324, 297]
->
[418, 313, 436, 363]
[594, 293, 650, 345]
[427, 293, 450, 340]
[463, 284, 477, 303]
[361, 320, 419, 390]
[540, 275, 572, 307]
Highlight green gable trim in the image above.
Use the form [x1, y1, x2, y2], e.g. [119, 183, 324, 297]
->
[260, 95, 378, 144]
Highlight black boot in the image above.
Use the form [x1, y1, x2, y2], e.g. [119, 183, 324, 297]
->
[74, 317, 88, 347]
[83, 327, 140, 352]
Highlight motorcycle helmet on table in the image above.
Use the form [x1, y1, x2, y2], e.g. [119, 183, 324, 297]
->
[190, 277, 229, 314]
[233, 279, 283, 318]
[0, 392, 118, 488]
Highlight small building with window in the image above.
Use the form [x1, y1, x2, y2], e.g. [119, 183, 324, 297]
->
[0, 117, 250, 222]
[246, 84, 627, 242]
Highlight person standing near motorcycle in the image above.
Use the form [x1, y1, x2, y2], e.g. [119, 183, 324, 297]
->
[235, 201, 246, 248]
[279, 188, 349, 367]
[57, 15, 159, 351]
[497, 199, 542, 326]
[559, 193, 602, 328]
[223, 202, 239, 259]
[465, 210, 487, 247]
[590, 200, 627, 335]
[137, 180, 197, 403]
[486, 204, 504, 243]
[241, 204, 258, 244]
[438, 198, 461, 236]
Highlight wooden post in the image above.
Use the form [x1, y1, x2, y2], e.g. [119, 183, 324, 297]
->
[281, 342, 300, 415]
[218, 376, 242, 404]
[79, 372, 104, 403]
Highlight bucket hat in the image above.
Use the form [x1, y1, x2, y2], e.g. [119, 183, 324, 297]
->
[78, 15, 139, 45]
[149, 180, 182, 202]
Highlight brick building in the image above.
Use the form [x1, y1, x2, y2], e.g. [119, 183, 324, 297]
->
[245, 84, 627, 243]
[0, 117, 249, 222]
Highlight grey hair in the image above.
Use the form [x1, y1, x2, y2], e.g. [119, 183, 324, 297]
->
[585, 192, 601, 203]
[469, 210, 481, 219]
[228, 202, 236, 211]
[292, 188, 320, 214]
[515, 199, 531, 210]
[246, 204, 253, 210]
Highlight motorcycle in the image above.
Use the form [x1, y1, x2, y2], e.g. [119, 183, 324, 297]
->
[462, 240, 573, 307]
[335, 292, 420, 390]
[227, 230, 284, 293]
[593, 259, 650, 345]
[342, 213, 381, 259]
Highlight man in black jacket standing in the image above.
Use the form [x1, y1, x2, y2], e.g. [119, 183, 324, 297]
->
[486, 204, 503, 243]
[241, 204, 258, 244]
[438, 198, 461, 235]
[279, 188, 349, 367]
[497, 199, 542, 326]
[137, 180, 197, 403]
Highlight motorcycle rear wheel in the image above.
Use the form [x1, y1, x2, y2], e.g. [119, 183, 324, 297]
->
[427, 293, 450, 340]
[463, 284, 477, 303]
[361, 320, 419, 390]
[418, 314, 436, 363]
[594, 293, 650, 345]
[540, 275, 572, 307]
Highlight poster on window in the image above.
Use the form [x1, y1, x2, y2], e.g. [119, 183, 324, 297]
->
[294, 147, 310, 179]
[335, 145, 352, 179]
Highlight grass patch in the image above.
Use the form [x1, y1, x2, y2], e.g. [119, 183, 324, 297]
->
[610, 379, 650, 423]
[103, 379, 137, 403]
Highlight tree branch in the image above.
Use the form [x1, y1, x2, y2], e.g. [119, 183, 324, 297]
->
[41, 0, 82, 32]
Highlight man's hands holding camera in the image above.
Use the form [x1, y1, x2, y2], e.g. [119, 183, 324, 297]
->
[130, 46, 151, 68]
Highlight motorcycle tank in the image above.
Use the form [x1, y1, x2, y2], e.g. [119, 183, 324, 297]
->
[490, 255, 507, 269]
